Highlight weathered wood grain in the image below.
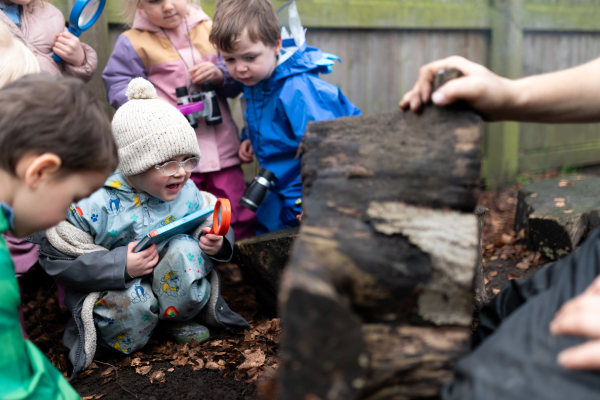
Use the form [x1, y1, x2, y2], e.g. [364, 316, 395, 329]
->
[515, 174, 600, 260]
[278, 103, 483, 399]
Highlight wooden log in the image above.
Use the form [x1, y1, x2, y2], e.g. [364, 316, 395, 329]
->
[232, 227, 298, 316]
[278, 102, 483, 399]
[474, 205, 489, 309]
[515, 174, 600, 260]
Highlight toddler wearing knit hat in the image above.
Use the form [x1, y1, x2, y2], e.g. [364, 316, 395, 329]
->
[111, 77, 201, 176]
[39, 78, 248, 367]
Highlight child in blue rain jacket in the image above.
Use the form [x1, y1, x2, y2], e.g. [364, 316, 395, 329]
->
[210, 0, 361, 234]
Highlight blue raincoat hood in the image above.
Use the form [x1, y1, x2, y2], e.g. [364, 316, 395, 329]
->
[241, 43, 361, 189]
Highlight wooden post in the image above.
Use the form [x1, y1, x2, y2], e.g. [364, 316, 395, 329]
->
[81, 10, 112, 116]
[486, 0, 524, 188]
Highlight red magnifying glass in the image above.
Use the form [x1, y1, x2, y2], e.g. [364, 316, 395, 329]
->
[209, 198, 231, 235]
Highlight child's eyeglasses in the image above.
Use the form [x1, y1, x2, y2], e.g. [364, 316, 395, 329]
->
[154, 157, 200, 176]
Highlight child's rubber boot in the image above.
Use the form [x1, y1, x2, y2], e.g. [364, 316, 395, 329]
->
[166, 321, 210, 344]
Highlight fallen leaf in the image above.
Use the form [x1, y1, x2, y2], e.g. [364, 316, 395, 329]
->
[508, 274, 519, 280]
[130, 357, 143, 367]
[135, 365, 152, 376]
[516, 261, 529, 270]
[558, 180, 574, 187]
[99, 368, 114, 378]
[562, 209, 574, 214]
[487, 271, 498, 277]
[529, 192, 538, 198]
[192, 358, 205, 371]
[238, 349, 266, 370]
[149, 370, 166, 384]
[501, 233, 514, 245]
[170, 355, 189, 367]
[205, 361, 226, 370]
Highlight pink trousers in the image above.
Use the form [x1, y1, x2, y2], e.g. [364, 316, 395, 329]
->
[191, 165, 256, 240]
[4, 233, 39, 276]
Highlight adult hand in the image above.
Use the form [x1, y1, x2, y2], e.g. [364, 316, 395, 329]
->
[550, 276, 600, 370]
[238, 139, 254, 163]
[125, 242, 159, 278]
[399, 55, 513, 121]
[53, 31, 85, 66]
[199, 227, 224, 256]
[190, 61, 225, 86]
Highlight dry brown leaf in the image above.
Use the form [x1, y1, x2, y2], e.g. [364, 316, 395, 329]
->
[130, 357, 143, 367]
[516, 262, 529, 270]
[562, 209, 574, 214]
[492, 288, 500, 295]
[149, 370, 166, 384]
[192, 358, 205, 371]
[206, 361, 226, 370]
[135, 365, 152, 376]
[508, 274, 519, 280]
[245, 367, 261, 382]
[99, 368, 114, 378]
[488, 271, 498, 277]
[170, 355, 189, 367]
[558, 180, 574, 187]
[238, 349, 266, 370]
[86, 362, 99, 370]
[501, 233, 513, 245]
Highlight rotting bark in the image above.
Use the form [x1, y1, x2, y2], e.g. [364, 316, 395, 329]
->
[278, 98, 483, 399]
[232, 227, 299, 316]
[515, 174, 600, 260]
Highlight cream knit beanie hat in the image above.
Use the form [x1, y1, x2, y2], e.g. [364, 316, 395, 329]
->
[111, 77, 201, 176]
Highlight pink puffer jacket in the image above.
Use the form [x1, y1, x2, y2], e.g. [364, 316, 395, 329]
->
[0, 1, 97, 81]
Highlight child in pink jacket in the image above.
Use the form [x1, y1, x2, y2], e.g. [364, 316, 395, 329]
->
[1, 0, 99, 279]
[0, 0, 98, 80]
[103, 0, 256, 240]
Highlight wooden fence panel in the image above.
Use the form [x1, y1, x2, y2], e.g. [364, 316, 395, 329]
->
[518, 31, 600, 173]
[307, 29, 488, 116]
[52, 0, 600, 186]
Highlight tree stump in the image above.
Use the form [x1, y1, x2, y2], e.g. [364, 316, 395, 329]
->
[277, 103, 483, 399]
[232, 227, 298, 316]
[515, 174, 600, 260]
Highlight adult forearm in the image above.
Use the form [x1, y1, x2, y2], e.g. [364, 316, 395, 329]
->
[503, 58, 600, 123]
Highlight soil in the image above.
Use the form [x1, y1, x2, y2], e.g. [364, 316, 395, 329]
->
[20, 178, 557, 400]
